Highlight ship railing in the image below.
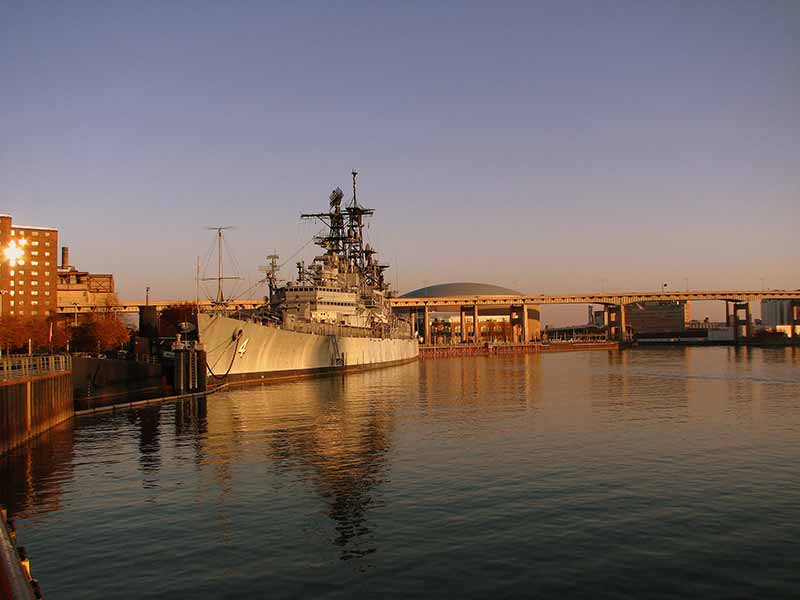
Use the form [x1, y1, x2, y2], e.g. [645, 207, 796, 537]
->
[286, 320, 413, 340]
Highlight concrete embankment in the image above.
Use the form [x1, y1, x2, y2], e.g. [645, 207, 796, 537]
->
[0, 358, 73, 455]
[419, 341, 619, 358]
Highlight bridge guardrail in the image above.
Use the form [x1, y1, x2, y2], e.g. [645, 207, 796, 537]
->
[0, 355, 72, 381]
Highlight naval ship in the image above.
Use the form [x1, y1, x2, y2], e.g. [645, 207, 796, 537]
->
[197, 173, 419, 383]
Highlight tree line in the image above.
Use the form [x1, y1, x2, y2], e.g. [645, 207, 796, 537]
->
[0, 314, 130, 354]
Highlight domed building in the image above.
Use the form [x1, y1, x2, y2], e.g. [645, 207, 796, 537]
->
[395, 282, 541, 345]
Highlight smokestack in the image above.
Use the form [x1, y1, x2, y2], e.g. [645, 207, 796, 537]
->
[61, 246, 69, 270]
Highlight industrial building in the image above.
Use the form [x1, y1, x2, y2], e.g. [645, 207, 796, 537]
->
[56, 246, 118, 312]
[0, 214, 59, 317]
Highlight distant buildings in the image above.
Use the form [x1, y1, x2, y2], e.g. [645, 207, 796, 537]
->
[0, 214, 59, 317]
[1, 214, 118, 319]
[761, 299, 800, 337]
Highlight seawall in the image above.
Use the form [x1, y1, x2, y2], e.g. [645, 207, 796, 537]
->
[0, 371, 73, 455]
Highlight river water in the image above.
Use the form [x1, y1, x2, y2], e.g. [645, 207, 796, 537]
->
[2, 347, 799, 599]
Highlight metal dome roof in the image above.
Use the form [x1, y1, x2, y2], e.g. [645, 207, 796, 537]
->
[401, 282, 522, 298]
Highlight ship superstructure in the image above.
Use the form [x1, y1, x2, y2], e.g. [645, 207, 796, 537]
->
[198, 173, 418, 382]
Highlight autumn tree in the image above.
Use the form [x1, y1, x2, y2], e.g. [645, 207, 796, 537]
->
[0, 315, 69, 353]
[70, 315, 131, 353]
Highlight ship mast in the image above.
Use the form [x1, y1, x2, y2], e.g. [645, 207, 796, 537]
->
[202, 226, 241, 304]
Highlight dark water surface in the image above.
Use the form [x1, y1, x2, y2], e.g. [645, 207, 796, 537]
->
[2, 347, 800, 599]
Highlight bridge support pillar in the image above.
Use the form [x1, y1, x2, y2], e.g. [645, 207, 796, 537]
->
[509, 305, 517, 343]
[606, 304, 627, 342]
[791, 300, 800, 338]
[521, 304, 529, 343]
[473, 304, 479, 344]
[410, 308, 418, 339]
[732, 302, 752, 341]
[423, 305, 430, 345]
[460, 307, 467, 343]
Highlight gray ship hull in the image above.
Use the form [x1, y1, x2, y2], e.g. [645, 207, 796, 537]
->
[198, 313, 419, 384]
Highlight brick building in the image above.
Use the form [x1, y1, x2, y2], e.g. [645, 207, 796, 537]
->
[0, 214, 59, 317]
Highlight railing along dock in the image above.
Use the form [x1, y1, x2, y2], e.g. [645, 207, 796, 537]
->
[0, 355, 72, 381]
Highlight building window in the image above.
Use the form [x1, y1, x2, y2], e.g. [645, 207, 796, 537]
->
[44, 291, 50, 296]
[11, 229, 15, 235]
[32, 271, 38, 276]
[31, 300, 38, 305]
[9, 281, 13, 287]
[45, 242, 50, 247]
[45, 281, 50, 286]
[44, 251, 50, 256]
[45, 232, 50, 237]
[17, 281, 23, 287]
[31, 251, 38, 256]
[31, 281, 38, 286]
[31, 261, 38, 266]
[9, 270, 14, 276]
[32, 231, 39, 236]
[17, 259, 25, 265]
[17, 310, 22, 315]
[31, 290, 38, 296]
[32, 241, 39, 246]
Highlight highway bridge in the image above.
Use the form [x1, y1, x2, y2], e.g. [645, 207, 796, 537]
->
[388, 289, 800, 344]
[387, 289, 800, 308]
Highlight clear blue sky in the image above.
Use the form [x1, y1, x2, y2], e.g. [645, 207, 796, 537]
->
[2, 1, 798, 324]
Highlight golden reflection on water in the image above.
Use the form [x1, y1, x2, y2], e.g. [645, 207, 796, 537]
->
[2, 347, 800, 569]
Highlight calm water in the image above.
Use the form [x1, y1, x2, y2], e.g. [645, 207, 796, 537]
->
[2, 347, 800, 599]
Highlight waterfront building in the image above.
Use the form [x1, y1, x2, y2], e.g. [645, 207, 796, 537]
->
[0, 214, 59, 317]
[399, 282, 542, 344]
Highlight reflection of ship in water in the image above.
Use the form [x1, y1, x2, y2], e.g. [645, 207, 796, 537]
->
[0, 420, 76, 518]
[205, 365, 415, 560]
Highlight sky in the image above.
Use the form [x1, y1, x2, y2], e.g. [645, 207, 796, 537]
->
[2, 1, 798, 325]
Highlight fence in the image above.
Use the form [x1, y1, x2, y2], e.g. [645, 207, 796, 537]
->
[0, 355, 72, 381]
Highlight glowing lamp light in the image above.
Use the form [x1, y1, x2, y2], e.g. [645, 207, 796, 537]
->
[3, 239, 26, 266]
